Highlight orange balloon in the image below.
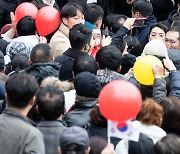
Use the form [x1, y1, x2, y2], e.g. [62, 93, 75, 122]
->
[15, 2, 38, 22]
[98, 80, 142, 122]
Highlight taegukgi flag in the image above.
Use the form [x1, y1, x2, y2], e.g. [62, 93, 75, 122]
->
[108, 120, 140, 142]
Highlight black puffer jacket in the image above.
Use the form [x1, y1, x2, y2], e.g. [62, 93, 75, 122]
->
[26, 62, 59, 84]
[0, 0, 20, 30]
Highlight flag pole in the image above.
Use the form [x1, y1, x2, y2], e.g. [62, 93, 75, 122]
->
[107, 120, 111, 143]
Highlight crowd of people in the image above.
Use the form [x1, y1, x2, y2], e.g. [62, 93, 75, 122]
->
[0, 0, 180, 153]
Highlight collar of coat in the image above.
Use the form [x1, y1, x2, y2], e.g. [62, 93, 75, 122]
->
[59, 23, 69, 38]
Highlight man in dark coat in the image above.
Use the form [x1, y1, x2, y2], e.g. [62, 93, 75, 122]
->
[55, 24, 93, 81]
[131, 0, 157, 45]
[26, 43, 59, 85]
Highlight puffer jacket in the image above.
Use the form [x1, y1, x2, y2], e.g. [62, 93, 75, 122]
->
[26, 62, 59, 85]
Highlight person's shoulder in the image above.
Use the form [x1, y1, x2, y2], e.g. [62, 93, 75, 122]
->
[28, 123, 44, 137]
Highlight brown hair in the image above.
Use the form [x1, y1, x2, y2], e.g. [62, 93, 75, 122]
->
[160, 96, 180, 129]
[136, 98, 163, 127]
[90, 105, 107, 127]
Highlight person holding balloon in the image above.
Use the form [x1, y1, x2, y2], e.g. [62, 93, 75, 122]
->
[4, 2, 61, 44]
[6, 16, 39, 59]
[123, 39, 168, 100]
[50, 3, 85, 57]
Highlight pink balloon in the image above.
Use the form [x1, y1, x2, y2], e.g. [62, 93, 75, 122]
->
[98, 80, 142, 122]
[35, 6, 60, 36]
[15, 2, 38, 22]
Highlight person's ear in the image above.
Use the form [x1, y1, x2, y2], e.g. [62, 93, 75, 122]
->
[29, 96, 35, 107]
[58, 147, 62, 154]
[62, 17, 68, 26]
[95, 19, 102, 29]
[117, 65, 122, 73]
[51, 57, 55, 62]
[134, 11, 140, 18]
[86, 147, 90, 154]
[83, 44, 90, 53]
[64, 106, 66, 114]
[29, 58, 32, 65]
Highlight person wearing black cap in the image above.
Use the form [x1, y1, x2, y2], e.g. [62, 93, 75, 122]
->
[63, 71, 102, 127]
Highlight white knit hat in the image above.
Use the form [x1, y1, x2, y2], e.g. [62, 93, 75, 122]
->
[142, 40, 168, 58]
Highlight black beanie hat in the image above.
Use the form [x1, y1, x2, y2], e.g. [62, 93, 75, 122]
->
[74, 72, 102, 98]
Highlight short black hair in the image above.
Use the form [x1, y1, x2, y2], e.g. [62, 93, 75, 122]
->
[30, 43, 53, 63]
[69, 24, 92, 50]
[11, 54, 29, 71]
[73, 55, 98, 76]
[84, 4, 104, 25]
[6, 73, 38, 109]
[168, 26, 180, 40]
[16, 16, 36, 36]
[149, 23, 168, 34]
[154, 134, 180, 154]
[68, 0, 87, 10]
[96, 45, 122, 71]
[61, 3, 84, 19]
[36, 86, 65, 120]
[103, 14, 128, 33]
[132, 0, 153, 17]
[124, 36, 140, 50]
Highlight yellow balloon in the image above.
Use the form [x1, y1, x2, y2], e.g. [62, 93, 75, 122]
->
[133, 55, 163, 85]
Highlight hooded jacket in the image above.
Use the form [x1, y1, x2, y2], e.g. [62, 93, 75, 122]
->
[26, 62, 59, 84]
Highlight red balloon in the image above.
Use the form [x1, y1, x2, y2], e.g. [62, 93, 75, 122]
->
[35, 6, 60, 36]
[15, 2, 38, 22]
[98, 80, 142, 122]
